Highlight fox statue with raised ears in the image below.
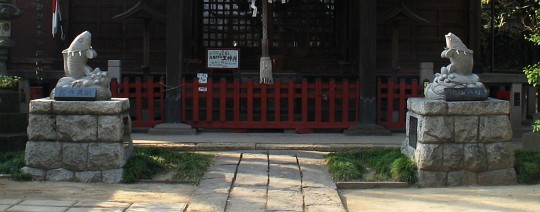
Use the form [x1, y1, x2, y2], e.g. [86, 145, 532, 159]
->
[62, 31, 97, 79]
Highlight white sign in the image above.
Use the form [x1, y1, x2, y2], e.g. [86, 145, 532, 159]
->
[207, 49, 240, 69]
[197, 73, 208, 84]
[198, 87, 207, 92]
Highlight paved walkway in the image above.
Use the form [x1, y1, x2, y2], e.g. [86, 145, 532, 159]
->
[188, 150, 345, 212]
[1, 199, 187, 211]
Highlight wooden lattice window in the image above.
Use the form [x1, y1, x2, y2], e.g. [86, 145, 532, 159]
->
[202, 0, 335, 49]
[202, 0, 261, 48]
[272, 0, 335, 48]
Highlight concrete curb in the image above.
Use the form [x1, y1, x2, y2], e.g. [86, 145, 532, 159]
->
[337, 182, 410, 189]
[134, 143, 401, 151]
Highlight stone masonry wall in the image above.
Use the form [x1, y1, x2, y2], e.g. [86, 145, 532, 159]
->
[402, 98, 517, 187]
[23, 98, 133, 183]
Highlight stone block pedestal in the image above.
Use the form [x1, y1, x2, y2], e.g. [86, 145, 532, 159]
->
[23, 98, 133, 183]
[402, 98, 517, 187]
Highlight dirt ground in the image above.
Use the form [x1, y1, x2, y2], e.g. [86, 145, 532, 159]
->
[2, 179, 540, 211]
[0, 178, 196, 203]
[341, 184, 540, 212]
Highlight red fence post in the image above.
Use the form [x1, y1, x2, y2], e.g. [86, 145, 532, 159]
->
[110, 79, 118, 97]
[342, 79, 349, 122]
[274, 81, 281, 122]
[206, 78, 213, 122]
[147, 77, 155, 124]
[288, 80, 294, 122]
[329, 79, 336, 122]
[247, 80, 254, 122]
[315, 79, 322, 122]
[301, 80, 308, 122]
[219, 78, 226, 122]
[261, 83, 267, 122]
[234, 79, 240, 122]
[193, 78, 200, 123]
[135, 78, 143, 122]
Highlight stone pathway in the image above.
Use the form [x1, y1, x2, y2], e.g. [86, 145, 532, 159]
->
[0, 199, 187, 211]
[188, 150, 345, 212]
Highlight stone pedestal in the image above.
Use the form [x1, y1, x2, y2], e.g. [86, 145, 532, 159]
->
[402, 98, 517, 187]
[23, 98, 133, 183]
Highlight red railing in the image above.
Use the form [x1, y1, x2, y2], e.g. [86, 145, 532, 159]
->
[181, 78, 361, 130]
[111, 77, 165, 128]
[110, 76, 423, 130]
[377, 78, 424, 129]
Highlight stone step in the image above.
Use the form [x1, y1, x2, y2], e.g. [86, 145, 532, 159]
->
[148, 123, 197, 135]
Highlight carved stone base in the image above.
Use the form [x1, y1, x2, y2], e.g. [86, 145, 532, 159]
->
[403, 98, 516, 187]
[24, 98, 133, 183]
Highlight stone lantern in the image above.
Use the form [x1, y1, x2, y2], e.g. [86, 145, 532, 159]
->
[0, 0, 22, 75]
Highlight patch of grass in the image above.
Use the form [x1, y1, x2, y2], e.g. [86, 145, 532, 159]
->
[326, 154, 366, 181]
[0, 151, 32, 181]
[391, 156, 418, 184]
[514, 149, 540, 184]
[325, 148, 417, 184]
[123, 147, 213, 184]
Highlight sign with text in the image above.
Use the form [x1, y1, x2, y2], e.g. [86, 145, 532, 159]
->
[444, 87, 487, 101]
[206, 48, 240, 69]
[54, 87, 97, 101]
[197, 73, 208, 84]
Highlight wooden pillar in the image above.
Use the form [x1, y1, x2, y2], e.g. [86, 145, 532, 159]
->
[165, 0, 184, 123]
[358, 0, 377, 125]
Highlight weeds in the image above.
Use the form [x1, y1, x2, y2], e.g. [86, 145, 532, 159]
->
[0, 151, 32, 181]
[325, 148, 417, 184]
[514, 149, 540, 184]
[123, 147, 213, 184]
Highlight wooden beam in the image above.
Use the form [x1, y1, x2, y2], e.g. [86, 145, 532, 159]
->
[165, 0, 184, 123]
[358, 0, 377, 124]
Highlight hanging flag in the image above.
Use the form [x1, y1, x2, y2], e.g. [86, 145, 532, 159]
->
[52, 0, 58, 36]
[52, 0, 65, 40]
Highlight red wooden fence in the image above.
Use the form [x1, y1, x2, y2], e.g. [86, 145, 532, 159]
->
[110, 76, 423, 130]
[377, 78, 424, 129]
[182, 78, 361, 130]
[111, 77, 165, 128]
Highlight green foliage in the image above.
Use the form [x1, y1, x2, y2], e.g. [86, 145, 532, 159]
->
[123, 154, 165, 183]
[480, 0, 540, 69]
[326, 154, 366, 181]
[173, 153, 214, 184]
[370, 150, 403, 180]
[391, 156, 418, 184]
[325, 148, 418, 184]
[533, 119, 540, 132]
[0, 151, 32, 181]
[514, 150, 540, 184]
[0, 75, 22, 88]
[123, 147, 213, 184]
[524, 63, 540, 87]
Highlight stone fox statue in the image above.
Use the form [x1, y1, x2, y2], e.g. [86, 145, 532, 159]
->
[62, 31, 97, 79]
